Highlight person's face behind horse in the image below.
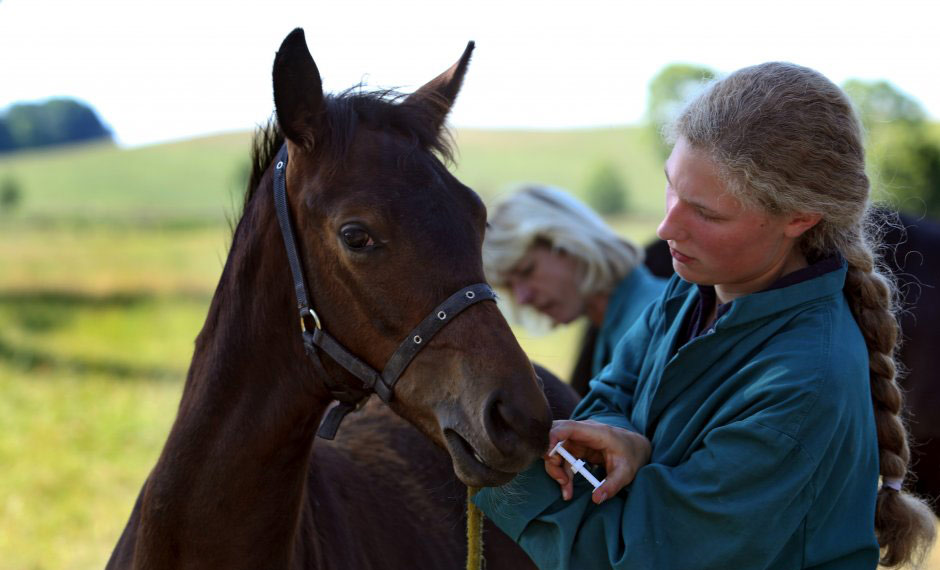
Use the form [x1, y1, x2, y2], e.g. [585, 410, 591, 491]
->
[658, 137, 820, 303]
[272, 30, 551, 487]
[505, 242, 587, 325]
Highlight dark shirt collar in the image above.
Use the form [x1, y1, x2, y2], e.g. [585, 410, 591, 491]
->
[683, 254, 843, 343]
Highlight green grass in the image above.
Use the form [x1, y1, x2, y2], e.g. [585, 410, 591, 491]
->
[0, 224, 214, 568]
[0, 134, 251, 224]
[0, 222, 228, 294]
[0, 365, 180, 570]
[0, 291, 207, 381]
[454, 127, 667, 215]
[0, 127, 665, 225]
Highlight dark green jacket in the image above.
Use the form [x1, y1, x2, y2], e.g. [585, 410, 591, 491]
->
[592, 265, 667, 376]
[476, 263, 879, 569]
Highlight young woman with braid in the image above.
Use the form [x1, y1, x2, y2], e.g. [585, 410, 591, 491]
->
[475, 62, 936, 569]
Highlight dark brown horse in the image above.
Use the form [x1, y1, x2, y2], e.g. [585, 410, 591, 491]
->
[880, 210, 940, 512]
[107, 29, 575, 569]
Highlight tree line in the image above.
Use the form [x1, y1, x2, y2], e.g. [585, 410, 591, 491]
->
[0, 98, 112, 153]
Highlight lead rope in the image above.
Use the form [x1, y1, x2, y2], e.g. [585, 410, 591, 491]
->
[466, 486, 484, 570]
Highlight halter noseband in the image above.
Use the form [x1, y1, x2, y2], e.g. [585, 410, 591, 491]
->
[272, 144, 496, 439]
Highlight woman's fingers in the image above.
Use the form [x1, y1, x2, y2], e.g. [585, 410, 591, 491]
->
[544, 454, 568, 483]
[550, 419, 607, 449]
[549, 420, 614, 464]
[592, 431, 652, 504]
[548, 419, 653, 504]
[592, 456, 634, 504]
[543, 455, 575, 500]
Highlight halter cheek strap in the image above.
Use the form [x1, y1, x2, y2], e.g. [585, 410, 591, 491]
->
[272, 143, 496, 439]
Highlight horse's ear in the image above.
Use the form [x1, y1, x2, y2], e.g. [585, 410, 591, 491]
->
[406, 41, 474, 132]
[272, 28, 324, 150]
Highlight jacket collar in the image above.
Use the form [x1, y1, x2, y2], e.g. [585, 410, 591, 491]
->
[663, 256, 847, 331]
[602, 264, 658, 332]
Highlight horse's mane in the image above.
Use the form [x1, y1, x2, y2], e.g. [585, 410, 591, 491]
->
[244, 119, 285, 207]
[243, 87, 455, 207]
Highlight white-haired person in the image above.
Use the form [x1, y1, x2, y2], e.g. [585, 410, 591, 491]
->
[475, 62, 936, 569]
[483, 185, 667, 394]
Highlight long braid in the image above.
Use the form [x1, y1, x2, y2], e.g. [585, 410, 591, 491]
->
[843, 237, 936, 567]
[673, 61, 936, 568]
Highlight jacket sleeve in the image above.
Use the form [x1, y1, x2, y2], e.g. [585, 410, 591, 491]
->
[571, 300, 658, 431]
[475, 419, 818, 570]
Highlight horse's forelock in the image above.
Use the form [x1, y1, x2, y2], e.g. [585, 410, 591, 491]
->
[241, 88, 455, 214]
[327, 87, 455, 165]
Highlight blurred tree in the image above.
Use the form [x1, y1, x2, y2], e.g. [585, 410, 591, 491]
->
[646, 63, 716, 159]
[0, 119, 15, 152]
[1, 98, 112, 152]
[585, 162, 628, 215]
[843, 79, 940, 217]
[843, 79, 926, 128]
[5, 106, 38, 148]
[0, 176, 22, 213]
[874, 126, 940, 216]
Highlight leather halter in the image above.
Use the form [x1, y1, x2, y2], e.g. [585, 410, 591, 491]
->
[272, 144, 497, 439]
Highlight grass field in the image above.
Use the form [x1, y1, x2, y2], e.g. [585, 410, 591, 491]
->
[1, 128, 938, 569]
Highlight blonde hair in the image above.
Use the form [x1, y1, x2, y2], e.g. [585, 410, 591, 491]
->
[671, 62, 935, 568]
[483, 185, 642, 325]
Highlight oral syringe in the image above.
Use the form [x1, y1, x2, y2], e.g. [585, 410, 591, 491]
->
[549, 441, 606, 490]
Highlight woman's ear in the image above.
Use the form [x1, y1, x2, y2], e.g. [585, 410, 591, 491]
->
[783, 211, 823, 238]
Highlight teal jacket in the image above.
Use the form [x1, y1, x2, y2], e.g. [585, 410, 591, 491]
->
[592, 265, 667, 376]
[476, 263, 880, 569]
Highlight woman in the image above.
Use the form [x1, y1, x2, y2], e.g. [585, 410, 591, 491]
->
[484, 185, 666, 393]
[475, 63, 935, 569]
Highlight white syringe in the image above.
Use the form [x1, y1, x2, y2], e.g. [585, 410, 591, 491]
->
[549, 441, 606, 490]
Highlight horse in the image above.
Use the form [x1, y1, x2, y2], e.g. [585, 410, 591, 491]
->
[881, 211, 940, 511]
[639, 209, 940, 512]
[107, 28, 577, 569]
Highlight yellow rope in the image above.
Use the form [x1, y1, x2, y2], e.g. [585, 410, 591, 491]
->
[466, 486, 484, 570]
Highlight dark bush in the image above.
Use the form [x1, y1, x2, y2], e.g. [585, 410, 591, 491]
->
[0, 98, 112, 153]
[0, 176, 22, 213]
[585, 162, 629, 216]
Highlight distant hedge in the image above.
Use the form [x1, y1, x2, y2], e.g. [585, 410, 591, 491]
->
[0, 98, 112, 153]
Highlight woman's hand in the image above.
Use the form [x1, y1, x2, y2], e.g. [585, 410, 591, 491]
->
[544, 419, 651, 504]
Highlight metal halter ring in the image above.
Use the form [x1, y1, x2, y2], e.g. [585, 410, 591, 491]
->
[437, 311, 447, 320]
[465, 291, 475, 299]
[300, 308, 322, 332]
[413, 335, 423, 344]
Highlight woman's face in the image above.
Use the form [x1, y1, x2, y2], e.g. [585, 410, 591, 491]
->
[657, 137, 816, 302]
[505, 244, 585, 325]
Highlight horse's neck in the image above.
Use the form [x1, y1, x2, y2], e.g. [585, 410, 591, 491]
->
[136, 180, 333, 568]
[184, 179, 333, 434]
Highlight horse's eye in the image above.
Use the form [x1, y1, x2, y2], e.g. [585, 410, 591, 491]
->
[340, 225, 375, 250]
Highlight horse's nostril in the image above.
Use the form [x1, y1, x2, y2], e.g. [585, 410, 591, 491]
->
[489, 400, 511, 435]
[484, 392, 535, 457]
[481, 383, 552, 463]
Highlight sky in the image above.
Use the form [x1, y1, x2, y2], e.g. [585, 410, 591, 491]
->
[2, 0, 939, 148]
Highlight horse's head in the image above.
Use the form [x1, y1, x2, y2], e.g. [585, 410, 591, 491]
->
[270, 29, 552, 487]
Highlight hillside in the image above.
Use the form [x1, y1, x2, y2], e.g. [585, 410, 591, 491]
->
[0, 126, 666, 226]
